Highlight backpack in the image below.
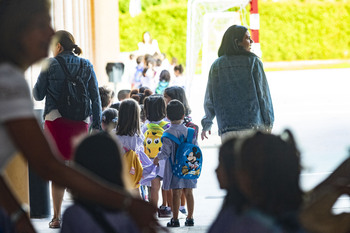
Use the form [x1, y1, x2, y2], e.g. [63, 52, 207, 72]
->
[143, 121, 169, 159]
[123, 148, 143, 188]
[162, 127, 202, 179]
[183, 116, 199, 140]
[55, 56, 91, 121]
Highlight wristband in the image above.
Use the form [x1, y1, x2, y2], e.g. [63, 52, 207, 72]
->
[10, 205, 28, 223]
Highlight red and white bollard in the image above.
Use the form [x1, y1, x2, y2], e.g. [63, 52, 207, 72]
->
[250, 0, 261, 57]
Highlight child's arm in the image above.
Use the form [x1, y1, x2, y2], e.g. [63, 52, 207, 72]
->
[153, 137, 173, 165]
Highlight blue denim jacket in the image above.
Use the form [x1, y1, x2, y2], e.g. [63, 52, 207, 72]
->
[33, 51, 102, 130]
[201, 55, 274, 135]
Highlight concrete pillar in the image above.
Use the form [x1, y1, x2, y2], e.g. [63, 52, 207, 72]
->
[91, 0, 120, 86]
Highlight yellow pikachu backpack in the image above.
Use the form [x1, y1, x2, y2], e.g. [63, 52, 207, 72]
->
[144, 121, 169, 158]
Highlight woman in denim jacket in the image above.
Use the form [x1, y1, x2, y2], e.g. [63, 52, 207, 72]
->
[201, 25, 274, 142]
[33, 30, 102, 228]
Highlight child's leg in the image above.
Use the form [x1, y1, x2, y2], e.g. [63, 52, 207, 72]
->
[150, 177, 161, 207]
[180, 190, 186, 208]
[183, 188, 194, 219]
[172, 189, 182, 220]
[161, 188, 167, 207]
[167, 189, 173, 210]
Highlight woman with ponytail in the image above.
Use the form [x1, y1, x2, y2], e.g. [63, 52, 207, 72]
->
[33, 30, 102, 228]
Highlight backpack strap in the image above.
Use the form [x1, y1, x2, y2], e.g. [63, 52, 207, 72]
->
[162, 132, 181, 145]
[162, 127, 195, 145]
[55, 56, 82, 80]
[147, 122, 162, 130]
[186, 127, 195, 143]
[158, 120, 169, 129]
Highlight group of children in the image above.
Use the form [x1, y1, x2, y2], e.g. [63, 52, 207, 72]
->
[128, 52, 186, 94]
[60, 84, 350, 232]
[97, 85, 200, 228]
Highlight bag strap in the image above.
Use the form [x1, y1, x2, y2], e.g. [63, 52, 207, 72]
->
[186, 127, 195, 143]
[162, 132, 181, 145]
[55, 56, 82, 80]
[158, 120, 169, 129]
[162, 127, 195, 145]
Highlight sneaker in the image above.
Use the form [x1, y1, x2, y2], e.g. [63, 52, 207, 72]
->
[179, 208, 187, 215]
[185, 218, 194, 226]
[158, 207, 172, 218]
[167, 218, 180, 227]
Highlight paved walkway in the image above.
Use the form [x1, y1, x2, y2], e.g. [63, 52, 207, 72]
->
[30, 67, 350, 232]
[31, 146, 223, 233]
[29, 144, 350, 233]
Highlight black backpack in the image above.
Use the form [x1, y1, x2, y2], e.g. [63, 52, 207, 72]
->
[55, 56, 91, 121]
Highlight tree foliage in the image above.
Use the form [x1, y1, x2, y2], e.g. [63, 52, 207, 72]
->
[119, 0, 350, 62]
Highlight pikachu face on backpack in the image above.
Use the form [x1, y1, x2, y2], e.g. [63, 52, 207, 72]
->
[144, 122, 168, 158]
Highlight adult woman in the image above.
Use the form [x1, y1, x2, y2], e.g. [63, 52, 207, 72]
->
[201, 25, 274, 142]
[0, 0, 157, 232]
[33, 30, 102, 228]
[137, 31, 161, 56]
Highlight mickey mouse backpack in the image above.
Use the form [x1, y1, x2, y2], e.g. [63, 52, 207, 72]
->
[162, 127, 202, 179]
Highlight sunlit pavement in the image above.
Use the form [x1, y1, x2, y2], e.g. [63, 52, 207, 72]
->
[31, 146, 223, 233]
[31, 68, 350, 232]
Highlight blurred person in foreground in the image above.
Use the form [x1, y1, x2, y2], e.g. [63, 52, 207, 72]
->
[0, 0, 159, 232]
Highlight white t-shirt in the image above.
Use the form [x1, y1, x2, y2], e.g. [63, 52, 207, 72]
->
[137, 40, 160, 56]
[0, 63, 34, 171]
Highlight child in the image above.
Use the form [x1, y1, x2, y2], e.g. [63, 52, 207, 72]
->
[171, 64, 185, 89]
[212, 130, 306, 232]
[101, 108, 118, 132]
[163, 86, 198, 215]
[141, 57, 156, 92]
[155, 70, 171, 95]
[116, 99, 157, 193]
[153, 100, 198, 227]
[163, 86, 198, 139]
[207, 138, 248, 233]
[132, 55, 144, 89]
[99, 86, 115, 111]
[109, 89, 130, 111]
[117, 89, 131, 101]
[130, 88, 153, 123]
[61, 132, 141, 233]
[142, 95, 171, 217]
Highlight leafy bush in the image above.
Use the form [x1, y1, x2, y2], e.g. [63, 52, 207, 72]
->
[119, 4, 187, 64]
[119, 0, 186, 14]
[119, 1, 350, 62]
[260, 1, 350, 61]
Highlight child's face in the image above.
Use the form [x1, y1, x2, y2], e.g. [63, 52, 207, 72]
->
[174, 70, 181, 77]
[163, 93, 172, 105]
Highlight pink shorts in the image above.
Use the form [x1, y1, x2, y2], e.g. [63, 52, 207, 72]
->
[44, 118, 88, 160]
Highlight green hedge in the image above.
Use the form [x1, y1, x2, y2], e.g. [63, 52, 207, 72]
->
[260, 2, 350, 61]
[119, 4, 187, 64]
[119, 1, 350, 62]
[119, 0, 184, 14]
